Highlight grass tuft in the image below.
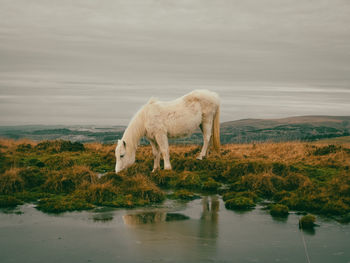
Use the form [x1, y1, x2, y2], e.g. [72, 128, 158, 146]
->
[270, 204, 289, 217]
[0, 195, 23, 208]
[0, 168, 24, 194]
[299, 214, 316, 229]
[0, 139, 349, 219]
[225, 197, 255, 210]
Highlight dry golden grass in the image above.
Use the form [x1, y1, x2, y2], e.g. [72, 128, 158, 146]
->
[0, 138, 37, 152]
[1, 138, 349, 217]
[158, 142, 350, 167]
[0, 168, 24, 194]
[76, 181, 119, 205]
[84, 142, 115, 153]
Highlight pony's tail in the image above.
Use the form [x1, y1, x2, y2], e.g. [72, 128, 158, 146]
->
[212, 104, 221, 153]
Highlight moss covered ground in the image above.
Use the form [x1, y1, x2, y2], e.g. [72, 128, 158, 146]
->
[0, 139, 350, 222]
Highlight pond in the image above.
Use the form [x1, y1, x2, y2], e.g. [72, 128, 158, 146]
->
[0, 196, 349, 263]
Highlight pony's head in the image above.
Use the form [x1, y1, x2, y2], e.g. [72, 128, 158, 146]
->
[115, 139, 135, 173]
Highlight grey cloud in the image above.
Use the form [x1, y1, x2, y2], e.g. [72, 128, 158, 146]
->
[0, 0, 349, 125]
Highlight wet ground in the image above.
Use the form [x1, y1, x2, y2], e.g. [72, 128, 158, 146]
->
[1, 196, 349, 263]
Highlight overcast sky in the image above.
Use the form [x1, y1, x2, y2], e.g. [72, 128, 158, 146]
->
[0, 0, 349, 125]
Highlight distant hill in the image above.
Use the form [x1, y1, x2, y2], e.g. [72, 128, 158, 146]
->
[0, 125, 126, 144]
[220, 116, 350, 144]
[0, 116, 349, 144]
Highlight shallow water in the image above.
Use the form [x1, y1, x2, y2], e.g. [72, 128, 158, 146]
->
[1, 196, 349, 263]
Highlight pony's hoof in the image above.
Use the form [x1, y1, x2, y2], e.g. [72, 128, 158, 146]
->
[152, 168, 159, 173]
[196, 155, 203, 160]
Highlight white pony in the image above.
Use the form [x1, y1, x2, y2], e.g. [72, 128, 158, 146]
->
[115, 89, 220, 173]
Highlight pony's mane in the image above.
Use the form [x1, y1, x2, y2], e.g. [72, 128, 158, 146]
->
[122, 105, 147, 150]
[147, 97, 158, 104]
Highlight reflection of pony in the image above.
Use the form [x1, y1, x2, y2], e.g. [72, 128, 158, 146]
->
[115, 90, 220, 173]
[123, 212, 189, 225]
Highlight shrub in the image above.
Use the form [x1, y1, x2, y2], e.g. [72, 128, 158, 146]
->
[299, 214, 316, 229]
[75, 182, 119, 205]
[19, 167, 46, 189]
[313, 145, 341, 156]
[0, 152, 8, 173]
[202, 178, 221, 192]
[273, 190, 291, 202]
[272, 163, 290, 176]
[174, 171, 201, 189]
[223, 191, 258, 202]
[16, 143, 32, 152]
[14, 191, 50, 202]
[241, 173, 284, 197]
[149, 170, 177, 186]
[43, 172, 75, 193]
[0, 195, 23, 208]
[329, 172, 350, 197]
[225, 197, 255, 210]
[36, 196, 94, 213]
[173, 190, 200, 200]
[223, 191, 237, 202]
[284, 173, 311, 191]
[35, 140, 85, 153]
[43, 155, 74, 170]
[321, 200, 349, 215]
[99, 172, 124, 184]
[43, 166, 97, 194]
[228, 180, 249, 192]
[270, 204, 289, 217]
[339, 213, 350, 224]
[123, 174, 165, 203]
[0, 168, 24, 194]
[28, 158, 45, 168]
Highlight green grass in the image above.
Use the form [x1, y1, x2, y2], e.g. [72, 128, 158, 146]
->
[0, 139, 350, 222]
[270, 204, 289, 217]
[316, 136, 350, 144]
[299, 214, 316, 229]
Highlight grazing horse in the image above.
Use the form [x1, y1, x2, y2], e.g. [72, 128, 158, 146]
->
[115, 89, 220, 173]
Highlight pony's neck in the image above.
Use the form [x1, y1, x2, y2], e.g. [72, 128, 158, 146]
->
[122, 108, 146, 152]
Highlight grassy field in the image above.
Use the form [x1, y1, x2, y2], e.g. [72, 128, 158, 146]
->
[0, 139, 350, 222]
[316, 136, 350, 144]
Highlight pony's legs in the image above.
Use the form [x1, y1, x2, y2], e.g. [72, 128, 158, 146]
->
[155, 133, 172, 170]
[150, 139, 161, 172]
[197, 116, 213, 160]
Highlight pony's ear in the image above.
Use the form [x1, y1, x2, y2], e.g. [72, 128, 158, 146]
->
[123, 140, 126, 148]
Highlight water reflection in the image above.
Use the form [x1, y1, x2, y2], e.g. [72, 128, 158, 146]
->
[199, 196, 219, 239]
[123, 196, 219, 229]
[123, 211, 166, 225]
[92, 212, 114, 222]
[300, 227, 316, 236]
[166, 213, 190, 222]
[271, 215, 289, 223]
[2, 200, 350, 262]
[123, 196, 220, 261]
[123, 211, 190, 225]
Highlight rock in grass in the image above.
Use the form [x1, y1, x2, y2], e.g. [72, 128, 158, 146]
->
[225, 197, 255, 210]
[299, 214, 316, 229]
[270, 204, 289, 217]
